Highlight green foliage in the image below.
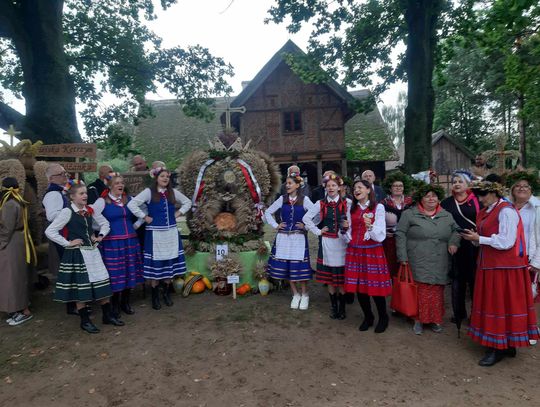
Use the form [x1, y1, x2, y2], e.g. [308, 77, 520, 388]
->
[282, 52, 330, 84]
[433, 42, 492, 153]
[96, 123, 139, 159]
[436, 0, 540, 168]
[208, 149, 240, 161]
[0, 0, 233, 140]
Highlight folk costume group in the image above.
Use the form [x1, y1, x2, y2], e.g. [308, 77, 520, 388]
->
[1, 161, 539, 367]
[39, 164, 191, 334]
[264, 169, 539, 367]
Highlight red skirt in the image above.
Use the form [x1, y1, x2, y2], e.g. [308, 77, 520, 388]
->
[344, 243, 392, 296]
[417, 283, 445, 324]
[468, 266, 540, 349]
[382, 236, 399, 277]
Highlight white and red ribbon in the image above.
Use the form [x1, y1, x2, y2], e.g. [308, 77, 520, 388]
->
[237, 158, 264, 219]
[191, 159, 215, 211]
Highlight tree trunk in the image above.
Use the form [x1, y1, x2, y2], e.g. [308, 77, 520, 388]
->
[1, 0, 80, 144]
[402, 0, 441, 174]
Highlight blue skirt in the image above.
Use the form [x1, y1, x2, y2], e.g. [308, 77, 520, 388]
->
[143, 229, 187, 280]
[267, 237, 312, 282]
[100, 235, 144, 291]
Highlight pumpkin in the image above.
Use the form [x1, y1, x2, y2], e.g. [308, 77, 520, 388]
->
[191, 280, 206, 294]
[236, 283, 251, 296]
[172, 277, 185, 292]
[202, 277, 212, 290]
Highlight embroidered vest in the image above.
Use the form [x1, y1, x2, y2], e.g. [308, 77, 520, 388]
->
[147, 193, 176, 231]
[477, 200, 528, 270]
[279, 196, 307, 234]
[102, 197, 137, 240]
[350, 205, 376, 245]
[66, 207, 94, 246]
[320, 198, 347, 238]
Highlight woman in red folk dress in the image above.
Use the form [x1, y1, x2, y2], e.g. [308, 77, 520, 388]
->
[344, 180, 392, 333]
[462, 175, 540, 366]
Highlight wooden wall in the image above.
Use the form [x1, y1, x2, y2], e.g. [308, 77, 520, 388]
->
[432, 137, 473, 175]
[239, 62, 346, 160]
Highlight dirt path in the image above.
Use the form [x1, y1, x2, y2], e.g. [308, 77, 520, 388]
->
[1, 282, 539, 407]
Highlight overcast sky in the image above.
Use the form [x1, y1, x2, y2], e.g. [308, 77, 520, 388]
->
[147, 0, 406, 103]
[2, 0, 405, 144]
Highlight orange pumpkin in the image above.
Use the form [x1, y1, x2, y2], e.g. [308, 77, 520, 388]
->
[190, 280, 206, 294]
[236, 283, 251, 296]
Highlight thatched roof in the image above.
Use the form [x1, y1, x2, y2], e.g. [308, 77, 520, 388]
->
[133, 98, 226, 166]
[345, 90, 398, 162]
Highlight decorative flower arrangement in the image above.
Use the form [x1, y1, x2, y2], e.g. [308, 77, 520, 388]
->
[149, 166, 167, 179]
[256, 241, 269, 256]
[210, 256, 241, 280]
[322, 173, 344, 186]
[253, 261, 268, 281]
[183, 240, 196, 257]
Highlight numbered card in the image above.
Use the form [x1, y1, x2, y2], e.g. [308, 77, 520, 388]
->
[216, 244, 229, 261]
[227, 274, 240, 284]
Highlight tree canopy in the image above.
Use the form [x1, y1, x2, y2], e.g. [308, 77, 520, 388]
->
[0, 0, 233, 144]
[433, 0, 540, 168]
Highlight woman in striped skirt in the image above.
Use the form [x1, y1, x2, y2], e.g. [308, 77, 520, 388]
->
[91, 173, 144, 317]
[265, 173, 314, 310]
[303, 174, 351, 319]
[127, 167, 191, 310]
[45, 182, 124, 333]
[344, 180, 391, 333]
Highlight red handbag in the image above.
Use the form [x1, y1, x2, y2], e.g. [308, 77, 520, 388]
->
[390, 263, 418, 317]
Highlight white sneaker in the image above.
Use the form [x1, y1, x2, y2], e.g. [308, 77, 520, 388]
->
[299, 294, 309, 310]
[290, 294, 301, 309]
[8, 312, 33, 326]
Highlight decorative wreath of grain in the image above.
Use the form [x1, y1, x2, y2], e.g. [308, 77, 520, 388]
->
[0, 159, 26, 196]
[178, 146, 281, 245]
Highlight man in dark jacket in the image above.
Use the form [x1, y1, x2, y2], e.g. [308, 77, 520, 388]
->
[361, 170, 385, 202]
[279, 165, 311, 198]
[87, 165, 113, 204]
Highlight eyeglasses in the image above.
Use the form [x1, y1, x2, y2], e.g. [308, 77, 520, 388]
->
[51, 172, 68, 177]
[391, 184, 404, 188]
[515, 184, 531, 190]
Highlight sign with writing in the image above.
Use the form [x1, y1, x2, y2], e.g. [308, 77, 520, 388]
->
[216, 244, 229, 261]
[37, 143, 97, 159]
[62, 162, 97, 173]
[227, 274, 239, 284]
[121, 172, 151, 196]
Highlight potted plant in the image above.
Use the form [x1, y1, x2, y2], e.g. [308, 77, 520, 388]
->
[210, 256, 241, 296]
[253, 261, 270, 296]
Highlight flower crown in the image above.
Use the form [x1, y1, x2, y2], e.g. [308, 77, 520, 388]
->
[323, 173, 343, 186]
[149, 167, 168, 179]
[452, 169, 474, 183]
[67, 179, 85, 189]
[471, 180, 506, 195]
[106, 171, 121, 180]
[288, 172, 304, 186]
